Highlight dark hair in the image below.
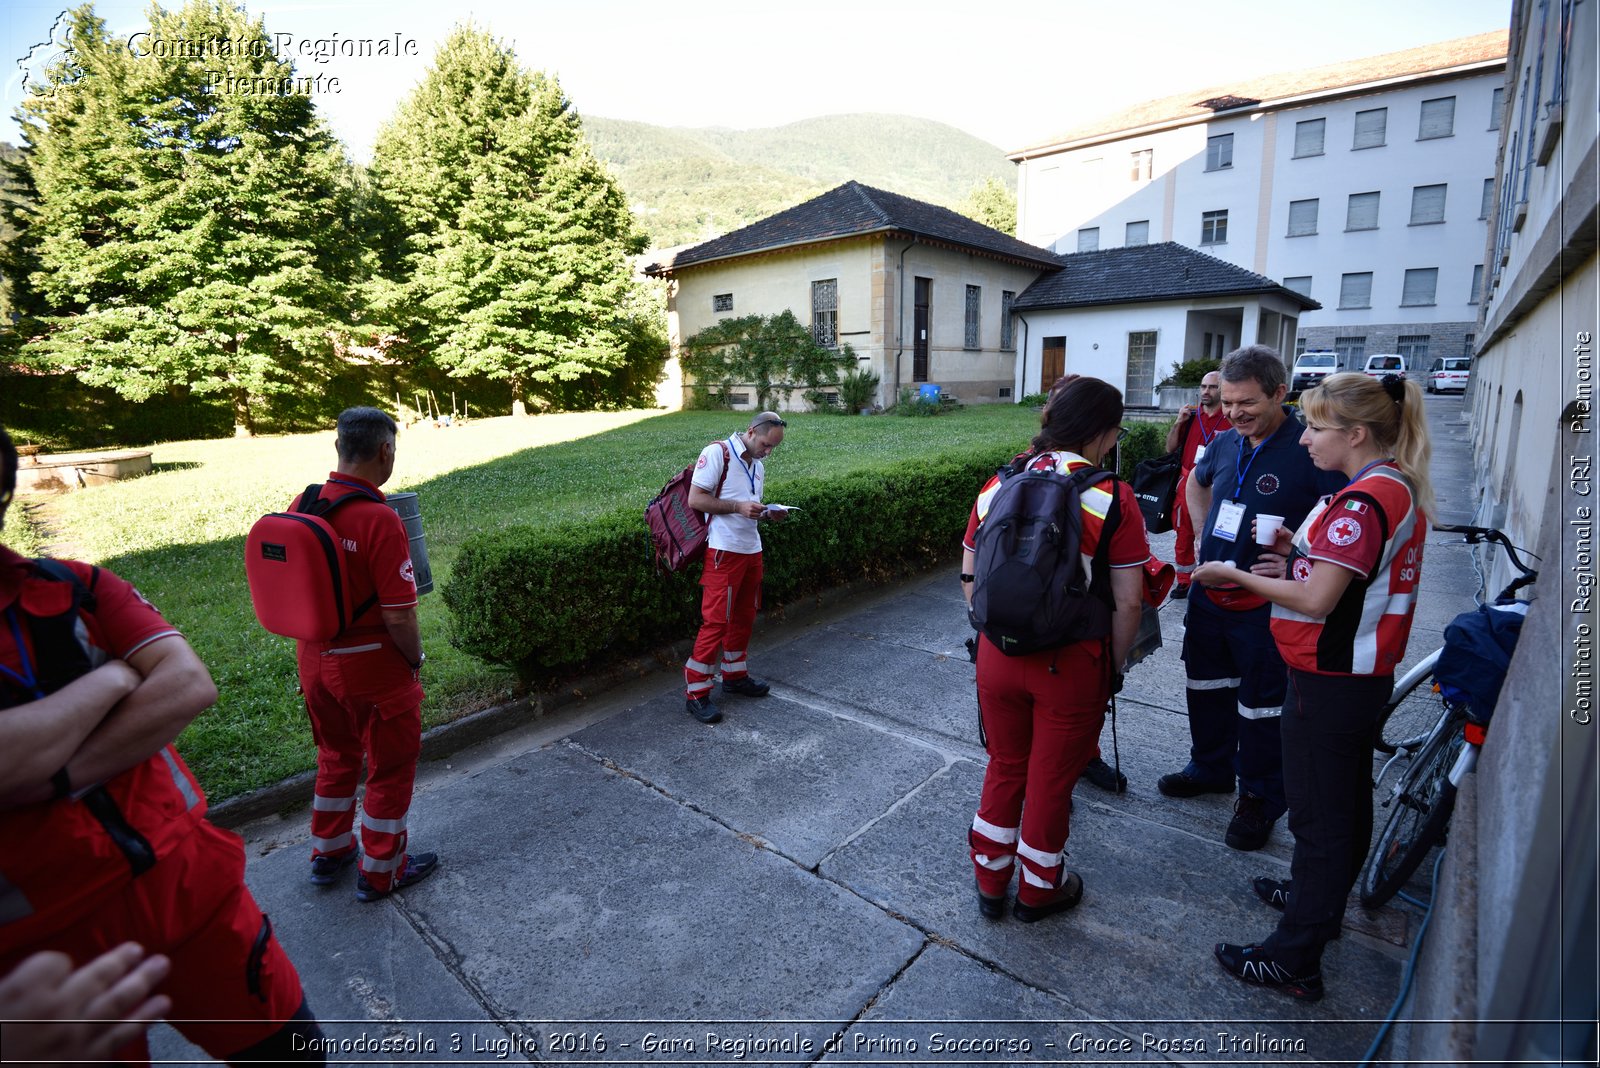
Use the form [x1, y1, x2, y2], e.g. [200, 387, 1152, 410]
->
[1220, 344, 1286, 396]
[0, 424, 15, 529]
[335, 407, 398, 463]
[1017, 375, 1123, 467]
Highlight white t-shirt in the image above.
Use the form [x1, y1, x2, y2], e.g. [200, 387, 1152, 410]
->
[692, 435, 764, 554]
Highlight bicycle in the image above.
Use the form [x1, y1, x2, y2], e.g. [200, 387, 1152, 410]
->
[1358, 524, 1538, 910]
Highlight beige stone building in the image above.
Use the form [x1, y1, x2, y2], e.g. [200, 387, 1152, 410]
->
[645, 182, 1061, 410]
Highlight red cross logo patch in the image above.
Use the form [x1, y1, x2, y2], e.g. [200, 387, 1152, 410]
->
[1327, 516, 1362, 546]
[1292, 558, 1313, 582]
[696, 455, 707, 469]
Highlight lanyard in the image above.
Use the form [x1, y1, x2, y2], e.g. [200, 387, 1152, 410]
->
[1197, 410, 1221, 446]
[1232, 434, 1267, 501]
[730, 436, 758, 496]
[0, 607, 43, 699]
[327, 477, 378, 500]
[1347, 458, 1395, 486]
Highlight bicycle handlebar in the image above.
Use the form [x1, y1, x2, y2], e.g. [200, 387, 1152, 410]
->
[1432, 523, 1540, 588]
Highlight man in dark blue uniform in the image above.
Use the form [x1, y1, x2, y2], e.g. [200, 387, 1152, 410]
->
[1157, 346, 1345, 850]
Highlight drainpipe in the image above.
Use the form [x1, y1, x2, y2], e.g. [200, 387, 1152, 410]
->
[894, 239, 916, 405]
[1017, 314, 1032, 401]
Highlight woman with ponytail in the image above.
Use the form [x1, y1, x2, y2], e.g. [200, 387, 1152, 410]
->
[1193, 372, 1432, 1001]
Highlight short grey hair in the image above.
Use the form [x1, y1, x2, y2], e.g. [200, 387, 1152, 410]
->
[335, 407, 397, 463]
[1220, 344, 1286, 396]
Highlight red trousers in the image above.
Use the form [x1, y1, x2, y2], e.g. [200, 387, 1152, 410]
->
[685, 549, 763, 698]
[0, 822, 308, 1062]
[298, 637, 423, 892]
[969, 637, 1110, 907]
[1173, 470, 1197, 587]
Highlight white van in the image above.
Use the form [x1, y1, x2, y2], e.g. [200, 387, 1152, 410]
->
[1291, 351, 1340, 392]
[1363, 353, 1407, 379]
[1426, 356, 1471, 393]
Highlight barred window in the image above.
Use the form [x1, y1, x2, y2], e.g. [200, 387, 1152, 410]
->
[964, 285, 981, 349]
[1333, 336, 1367, 363]
[1396, 334, 1430, 361]
[811, 279, 838, 348]
[712, 293, 733, 312]
[1293, 118, 1325, 158]
[1000, 291, 1015, 350]
[1287, 198, 1318, 236]
[1201, 209, 1228, 245]
[1353, 108, 1387, 149]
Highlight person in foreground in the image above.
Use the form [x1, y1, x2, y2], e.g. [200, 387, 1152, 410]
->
[1192, 373, 1432, 1000]
[293, 407, 439, 900]
[962, 376, 1148, 922]
[682, 412, 789, 724]
[1163, 370, 1230, 598]
[0, 424, 325, 1062]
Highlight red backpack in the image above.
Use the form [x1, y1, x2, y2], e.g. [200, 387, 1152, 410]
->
[645, 441, 730, 572]
[245, 482, 384, 641]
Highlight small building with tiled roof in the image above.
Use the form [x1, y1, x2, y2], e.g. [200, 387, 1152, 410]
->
[1010, 243, 1319, 403]
[1010, 30, 1509, 373]
[646, 182, 1061, 410]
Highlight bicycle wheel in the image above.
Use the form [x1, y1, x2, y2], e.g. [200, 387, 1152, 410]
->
[1359, 715, 1466, 909]
[1375, 658, 1444, 755]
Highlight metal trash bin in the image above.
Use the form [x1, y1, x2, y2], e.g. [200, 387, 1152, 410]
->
[384, 491, 433, 596]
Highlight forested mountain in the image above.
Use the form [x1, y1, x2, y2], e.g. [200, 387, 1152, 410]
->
[581, 113, 1016, 249]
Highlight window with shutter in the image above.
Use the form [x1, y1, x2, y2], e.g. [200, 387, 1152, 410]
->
[1418, 97, 1455, 139]
[1409, 184, 1447, 225]
[1489, 87, 1505, 131]
[1480, 178, 1495, 219]
[1287, 199, 1318, 236]
[1077, 227, 1099, 252]
[1293, 118, 1325, 157]
[1353, 108, 1387, 149]
[1339, 273, 1373, 309]
[1205, 134, 1233, 171]
[1469, 264, 1485, 304]
[1346, 192, 1380, 231]
[1284, 276, 1312, 297]
[1401, 268, 1438, 306]
[1125, 220, 1149, 246]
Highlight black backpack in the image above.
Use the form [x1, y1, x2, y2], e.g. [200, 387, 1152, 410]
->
[1131, 450, 1183, 533]
[969, 463, 1121, 656]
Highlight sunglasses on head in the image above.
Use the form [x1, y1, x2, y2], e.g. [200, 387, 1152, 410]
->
[753, 417, 787, 430]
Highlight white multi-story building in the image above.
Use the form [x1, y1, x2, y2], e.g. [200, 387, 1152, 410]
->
[1010, 31, 1508, 368]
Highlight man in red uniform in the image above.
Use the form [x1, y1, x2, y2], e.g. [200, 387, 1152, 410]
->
[0, 424, 325, 1063]
[682, 412, 788, 724]
[295, 407, 439, 901]
[1164, 371, 1230, 597]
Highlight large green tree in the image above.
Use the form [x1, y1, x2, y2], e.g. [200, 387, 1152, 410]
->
[11, 2, 357, 435]
[957, 176, 1018, 237]
[681, 311, 854, 411]
[367, 26, 649, 413]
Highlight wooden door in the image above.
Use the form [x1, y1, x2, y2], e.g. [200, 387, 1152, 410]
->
[913, 277, 931, 382]
[1041, 336, 1065, 391]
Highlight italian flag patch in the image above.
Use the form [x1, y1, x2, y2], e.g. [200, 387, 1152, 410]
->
[1344, 499, 1368, 514]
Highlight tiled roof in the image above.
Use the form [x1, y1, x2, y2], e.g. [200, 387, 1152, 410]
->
[1011, 242, 1321, 311]
[1012, 30, 1508, 156]
[646, 181, 1062, 274]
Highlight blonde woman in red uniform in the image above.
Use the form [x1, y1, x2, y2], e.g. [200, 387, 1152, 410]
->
[962, 376, 1149, 923]
[1193, 372, 1433, 1000]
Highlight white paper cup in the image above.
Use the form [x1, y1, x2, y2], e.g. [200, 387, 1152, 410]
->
[1255, 514, 1285, 545]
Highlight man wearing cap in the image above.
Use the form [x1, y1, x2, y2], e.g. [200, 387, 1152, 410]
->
[682, 412, 789, 724]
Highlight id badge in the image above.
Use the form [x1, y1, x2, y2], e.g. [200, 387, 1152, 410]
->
[1193, 444, 1207, 465]
[1212, 498, 1247, 542]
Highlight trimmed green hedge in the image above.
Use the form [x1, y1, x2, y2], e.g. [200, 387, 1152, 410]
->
[443, 449, 1002, 679]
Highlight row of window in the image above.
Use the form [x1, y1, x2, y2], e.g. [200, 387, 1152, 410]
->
[713, 281, 1017, 350]
[1076, 175, 1494, 253]
[1282, 264, 1486, 309]
[1201, 90, 1502, 173]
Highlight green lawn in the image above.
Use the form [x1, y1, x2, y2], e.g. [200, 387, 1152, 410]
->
[16, 406, 1041, 800]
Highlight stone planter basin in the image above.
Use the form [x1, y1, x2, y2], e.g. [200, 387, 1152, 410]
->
[1157, 386, 1201, 412]
[16, 449, 153, 492]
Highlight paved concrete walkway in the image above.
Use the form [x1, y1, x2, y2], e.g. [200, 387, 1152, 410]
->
[156, 395, 1480, 1066]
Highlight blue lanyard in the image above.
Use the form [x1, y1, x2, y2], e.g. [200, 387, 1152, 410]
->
[1347, 458, 1394, 486]
[1, 608, 43, 699]
[1232, 434, 1267, 501]
[1197, 411, 1221, 446]
[730, 436, 758, 496]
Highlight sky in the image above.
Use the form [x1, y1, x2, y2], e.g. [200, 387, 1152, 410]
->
[2, 0, 1512, 161]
